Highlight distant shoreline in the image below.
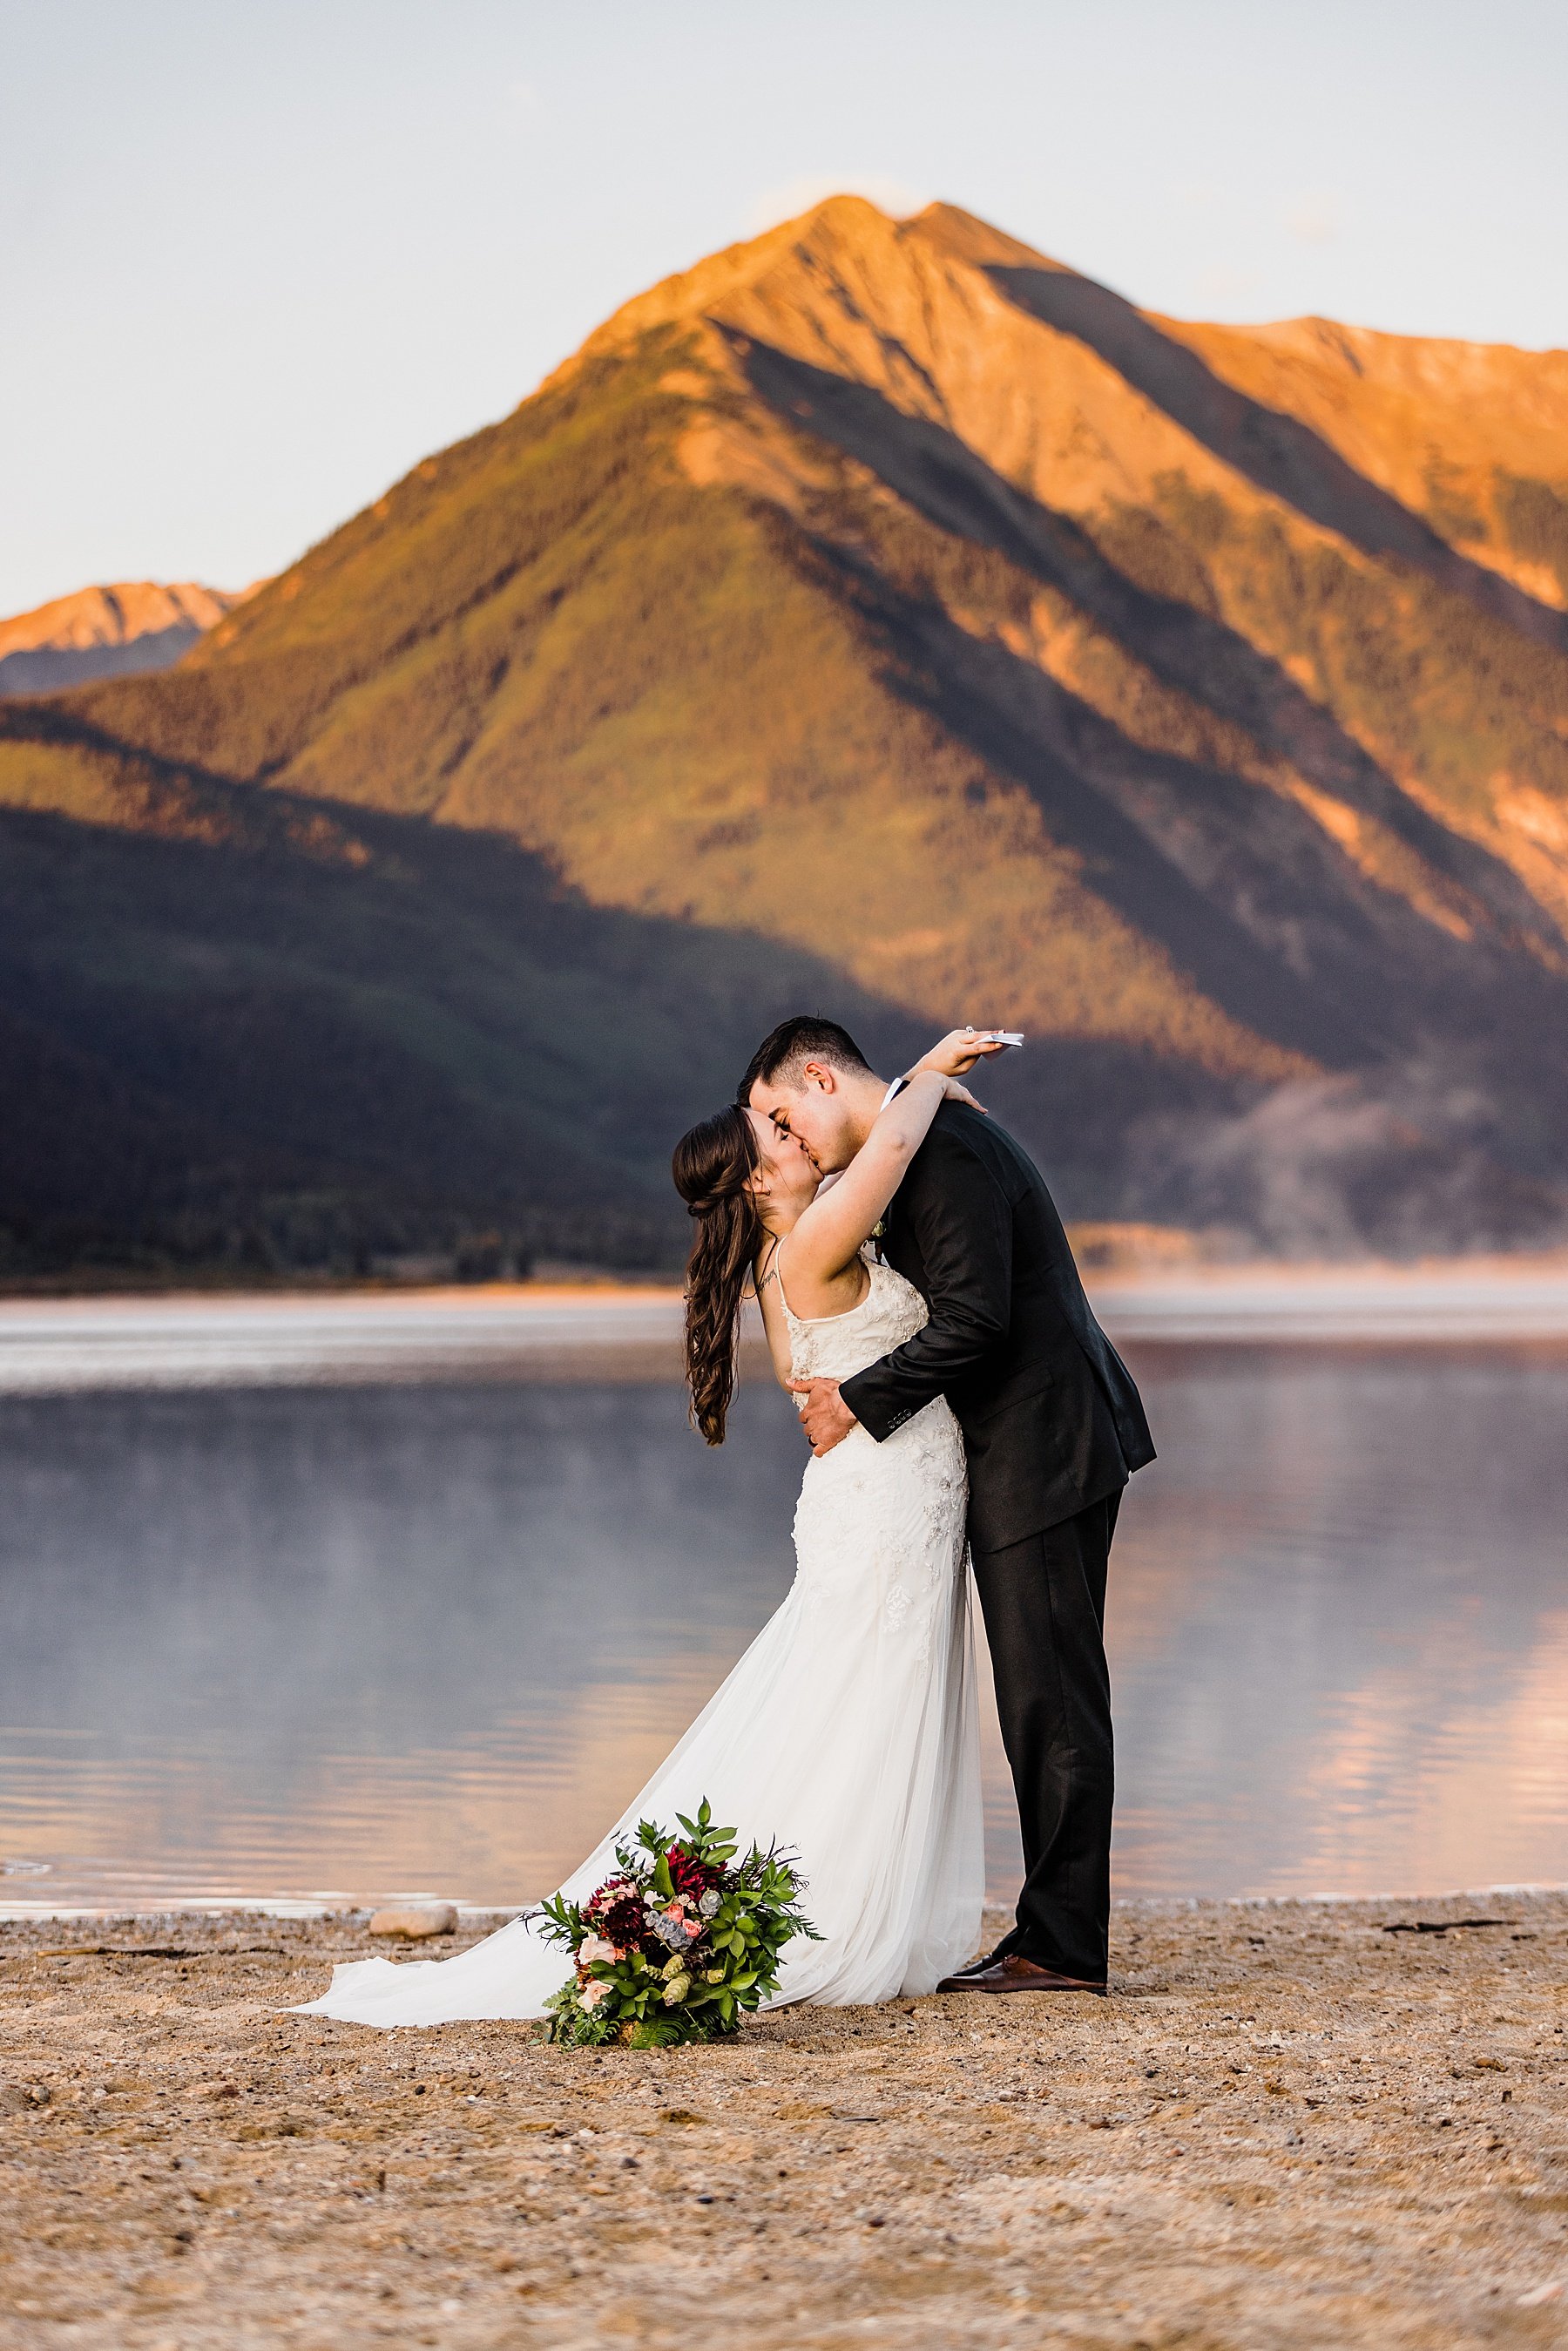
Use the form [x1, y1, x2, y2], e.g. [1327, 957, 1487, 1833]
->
[0, 1258, 1565, 1395]
[3, 1882, 1565, 1928]
[3, 1242, 1565, 1304]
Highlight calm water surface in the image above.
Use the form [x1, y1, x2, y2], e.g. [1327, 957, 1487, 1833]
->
[1, 1347, 1565, 1912]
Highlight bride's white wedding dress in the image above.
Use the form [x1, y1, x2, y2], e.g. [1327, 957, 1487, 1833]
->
[294, 1254, 983, 2025]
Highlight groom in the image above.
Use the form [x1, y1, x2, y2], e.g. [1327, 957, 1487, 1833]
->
[740, 1016, 1155, 1996]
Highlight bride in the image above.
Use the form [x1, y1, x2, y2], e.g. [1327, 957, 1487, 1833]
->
[294, 1028, 1002, 2025]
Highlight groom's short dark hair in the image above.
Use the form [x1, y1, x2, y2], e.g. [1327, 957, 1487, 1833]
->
[738, 1017, 873, 1104]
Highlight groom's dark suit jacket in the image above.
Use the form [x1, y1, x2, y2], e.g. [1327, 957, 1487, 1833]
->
[838, 1101, 1155, 1554]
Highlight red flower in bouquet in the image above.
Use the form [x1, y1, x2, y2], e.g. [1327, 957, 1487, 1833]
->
[601, 1893, 647, 1950]
[531, 1800, 819, 2050]
[584, 1878, 645, 1955]
[666, 1846, 720, 1902]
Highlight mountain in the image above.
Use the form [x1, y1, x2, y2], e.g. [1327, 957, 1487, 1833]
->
[3, 196, 1567, 1281]
[0, 776, 916, 1282]
[0, 581, 247, 697]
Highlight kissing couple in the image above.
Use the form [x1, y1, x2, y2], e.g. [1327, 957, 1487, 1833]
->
[299, 1017, 1155, 2026]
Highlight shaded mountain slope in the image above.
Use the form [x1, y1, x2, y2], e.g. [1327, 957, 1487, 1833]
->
[5, 197, 1567, 1270]
[0, 717, 926, 1278]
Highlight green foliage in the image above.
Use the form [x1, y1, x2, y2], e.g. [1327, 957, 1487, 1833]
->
[531, 1800, 819, 2049]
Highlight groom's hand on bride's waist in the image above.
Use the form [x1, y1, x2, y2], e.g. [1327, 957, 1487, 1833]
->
[787, 1378, 858, 1456]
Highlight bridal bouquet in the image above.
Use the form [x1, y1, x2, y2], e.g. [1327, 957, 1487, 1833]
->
[531, 1799, 818, 2048]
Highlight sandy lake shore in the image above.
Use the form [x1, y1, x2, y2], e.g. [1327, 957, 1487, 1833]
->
[2, 1895, 1565, 2348]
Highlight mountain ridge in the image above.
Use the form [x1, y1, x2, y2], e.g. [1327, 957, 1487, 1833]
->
[0, 580, 249, 697]
[4, 196, 1566, 1277]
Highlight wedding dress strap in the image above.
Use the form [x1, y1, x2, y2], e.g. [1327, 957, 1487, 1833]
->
[771, 1240, 801, 1325]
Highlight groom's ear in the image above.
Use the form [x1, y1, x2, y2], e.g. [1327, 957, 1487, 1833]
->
[801, 1060, 837, 1094]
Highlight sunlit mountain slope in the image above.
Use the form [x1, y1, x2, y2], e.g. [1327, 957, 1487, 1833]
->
[4, 197, 1566, 1277]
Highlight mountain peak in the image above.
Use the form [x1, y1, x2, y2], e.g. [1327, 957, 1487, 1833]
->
[563, 195, 1129, 413]
[0, 580, 240, 658]
[902, 200, 1064, 274]
[571, 192, 903, 376]
[0, 579, 252, 696]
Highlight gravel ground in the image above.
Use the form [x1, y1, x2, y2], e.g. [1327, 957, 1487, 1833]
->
[2, 1894, 1565, 2349]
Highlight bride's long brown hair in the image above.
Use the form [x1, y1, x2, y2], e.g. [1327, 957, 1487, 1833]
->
[671, 1105, 765, 1446]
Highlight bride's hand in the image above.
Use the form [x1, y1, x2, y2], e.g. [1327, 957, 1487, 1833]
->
[914, 1026, 1015, 1078]
[942, 1076, 987, 1114]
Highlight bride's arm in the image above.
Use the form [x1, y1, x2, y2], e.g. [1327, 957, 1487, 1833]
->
[907, 1026, 1018, 1081]
[786, 1071, 971, 1284]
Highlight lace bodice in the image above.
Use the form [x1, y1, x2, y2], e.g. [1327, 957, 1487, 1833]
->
[779, 1250, 929, 1383]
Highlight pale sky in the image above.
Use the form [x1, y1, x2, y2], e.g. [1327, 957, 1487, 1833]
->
[3, 0, 1565, 615]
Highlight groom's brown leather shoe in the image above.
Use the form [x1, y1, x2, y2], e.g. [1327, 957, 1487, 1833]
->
[936, 1954, 1107, 1996]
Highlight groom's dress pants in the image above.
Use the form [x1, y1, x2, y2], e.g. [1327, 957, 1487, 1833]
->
[970, 1490, 1119, 1985]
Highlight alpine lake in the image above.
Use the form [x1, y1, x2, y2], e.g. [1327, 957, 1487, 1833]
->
[1, 1277, 1565, 1918]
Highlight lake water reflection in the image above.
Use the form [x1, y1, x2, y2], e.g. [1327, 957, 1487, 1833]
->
[1, 1346, 1565, 1913]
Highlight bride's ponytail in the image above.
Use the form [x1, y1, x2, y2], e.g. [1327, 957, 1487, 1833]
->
[672, 1106, 764, 1446]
